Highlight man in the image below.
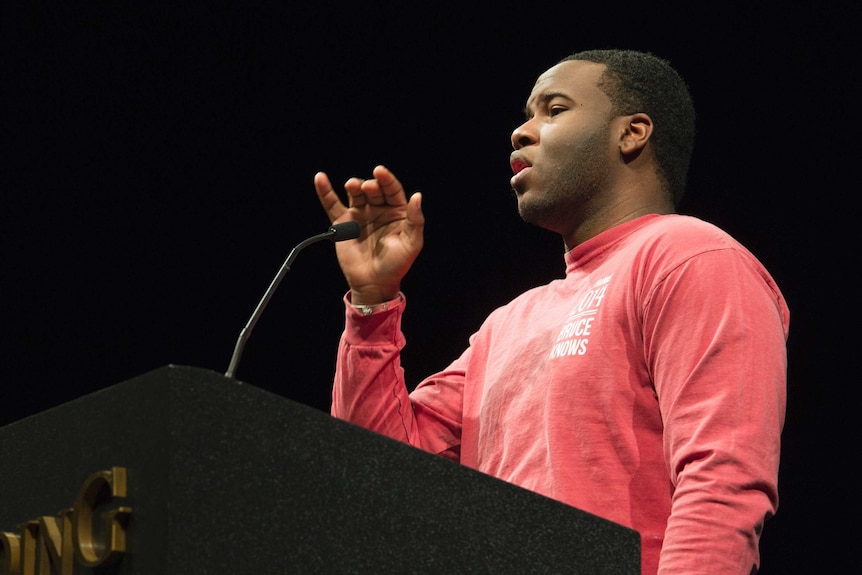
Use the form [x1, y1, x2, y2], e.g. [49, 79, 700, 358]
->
[313, 49, 789, 574]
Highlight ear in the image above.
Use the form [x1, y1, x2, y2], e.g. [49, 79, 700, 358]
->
[619, 113, 653, 158]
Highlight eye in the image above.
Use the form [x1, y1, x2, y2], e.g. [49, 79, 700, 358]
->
[549, 105, 567, 117]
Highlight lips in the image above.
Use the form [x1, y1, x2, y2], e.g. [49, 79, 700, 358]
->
[510, 157, 531, 175]
[510, 154, 532, 190]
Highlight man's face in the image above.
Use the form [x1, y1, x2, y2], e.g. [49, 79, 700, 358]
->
[509, 60, 617, 236]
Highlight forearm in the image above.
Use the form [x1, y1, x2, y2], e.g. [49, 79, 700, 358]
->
[659, 453, 779, 573]
[331, 294, 414, 441]
[331, 293, 464, 459]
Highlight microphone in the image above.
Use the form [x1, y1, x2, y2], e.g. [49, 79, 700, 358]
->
[225, 220, 361, 379]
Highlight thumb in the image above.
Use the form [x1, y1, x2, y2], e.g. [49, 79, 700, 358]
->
[404, 192, 425, 247]
[406, 192, 424, 226]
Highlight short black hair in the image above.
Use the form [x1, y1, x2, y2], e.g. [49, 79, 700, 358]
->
[561, 49, 695, 206]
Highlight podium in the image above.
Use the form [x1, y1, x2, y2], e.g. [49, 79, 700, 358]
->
[0, 365, 640, 573]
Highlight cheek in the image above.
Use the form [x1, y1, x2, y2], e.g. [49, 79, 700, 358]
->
[538, 129, 571, 161]
[542, 132, 585, 167]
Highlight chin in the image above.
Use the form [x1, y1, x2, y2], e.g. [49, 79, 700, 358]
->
[518, 198, 566, 232]
[516, 202, 544, 227]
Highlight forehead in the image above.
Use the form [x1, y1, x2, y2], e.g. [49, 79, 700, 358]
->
[526, 60, 610, 109]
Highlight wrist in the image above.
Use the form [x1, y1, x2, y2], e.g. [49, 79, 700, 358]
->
[348, 288, 400, 307]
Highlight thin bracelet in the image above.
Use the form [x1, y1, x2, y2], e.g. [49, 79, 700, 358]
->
[351, 293, 403, 315]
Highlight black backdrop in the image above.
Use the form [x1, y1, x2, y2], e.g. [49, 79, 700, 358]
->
[3, 3, 857, 573]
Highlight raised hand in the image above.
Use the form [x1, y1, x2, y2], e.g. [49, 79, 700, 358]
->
[314, 165, 424, 305]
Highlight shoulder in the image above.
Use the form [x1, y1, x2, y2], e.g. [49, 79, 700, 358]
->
[639, 214, 739, 246]
[632, 215, 787, 317]
[627, 214, 757, 264]
[611, 214, 785, 304]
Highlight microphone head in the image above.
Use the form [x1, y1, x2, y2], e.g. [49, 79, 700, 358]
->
[328, 220, 362, 242]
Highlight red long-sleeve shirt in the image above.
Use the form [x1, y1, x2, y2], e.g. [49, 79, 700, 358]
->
[332, 214, 789, 574]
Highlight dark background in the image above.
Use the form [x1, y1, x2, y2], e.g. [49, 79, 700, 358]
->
[2, 3, 857, 573]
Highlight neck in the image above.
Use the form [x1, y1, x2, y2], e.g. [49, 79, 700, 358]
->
[561, 185, 674, 250]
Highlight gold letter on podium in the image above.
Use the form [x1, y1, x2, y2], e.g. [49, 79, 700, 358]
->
[71, 467, 132, 568]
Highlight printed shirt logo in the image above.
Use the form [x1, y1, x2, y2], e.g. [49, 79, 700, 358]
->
[549, 275, 611, 359]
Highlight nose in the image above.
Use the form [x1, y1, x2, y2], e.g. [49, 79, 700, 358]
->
[511, 118, 537, 150]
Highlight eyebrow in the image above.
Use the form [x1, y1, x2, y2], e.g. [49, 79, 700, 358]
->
[523, 91, 574, 119]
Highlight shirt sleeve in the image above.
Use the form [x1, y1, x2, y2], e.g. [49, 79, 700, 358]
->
[331, 292, 464, 461]
[644, 248, 789, 574]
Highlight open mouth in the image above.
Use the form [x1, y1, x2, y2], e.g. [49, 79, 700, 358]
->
[511, 159, 531, 174]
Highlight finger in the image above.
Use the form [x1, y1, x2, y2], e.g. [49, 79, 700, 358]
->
[314, 171, 347, 222]
[344, 177, 368, 208]
[359, 175, 387, 206]
[370, 165, 407, 206]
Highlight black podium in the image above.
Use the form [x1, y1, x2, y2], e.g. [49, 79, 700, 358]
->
[0, 365, 640, 574]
